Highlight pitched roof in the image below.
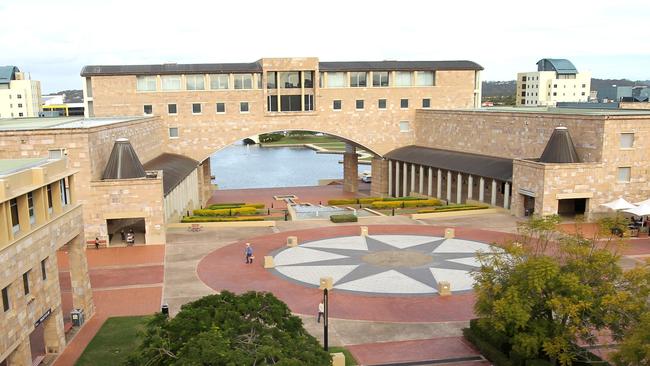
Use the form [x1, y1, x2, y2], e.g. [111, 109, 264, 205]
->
[536, 58, 578, 75]
[384, 145, 513, 182]
[0, 66, 19, 84]
[102, 138, 146, 180]
[143, 153, 198, 196]
[539, 127, 581, 163]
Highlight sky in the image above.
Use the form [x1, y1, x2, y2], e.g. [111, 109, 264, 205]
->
[1, 0, 649, 93]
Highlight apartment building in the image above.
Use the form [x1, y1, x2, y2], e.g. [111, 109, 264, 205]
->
[0, 66, 42, 119]
[516, 59, 590, 106]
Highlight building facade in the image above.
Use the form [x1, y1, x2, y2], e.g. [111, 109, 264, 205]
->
[516, 59, 590, 107]
[0, 158, 93, 366]
[0, 67, 42, 119]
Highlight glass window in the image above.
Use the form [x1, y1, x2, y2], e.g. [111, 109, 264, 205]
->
[267, 72, 277, 89]
[333, 100, 342, 110]
[2, 286, 9, 312]
[48, 149, 63, 159]
[161, 75, 181, 91]
[240, 102, 249, 113]
[136, 76, 156, 91]
[192, 103, 202, 114]
[143, 105, 153, 115]
[216, 103, 225, 113]
[10, 198, 19, 233]
[422, 98, 431, 108]
[168, 104, 177, 114]
[280, 72, 300, 88]
[210, 74, 229, 89]
[47, 184, 53, 213]
[400, 99, 409, 109]
[327, 72, 346, 88]
[304, 94, 314, 111]
[620, 133, 634, 148]
[319, 72, 324, 88]
[617, 167, 631, 182]
[280, 95, 302, 112]
[416, 71, 435, 86]
[186, 75, 205, 90]
[378, 99, 387, 109]
[41, 258, 48, 281]
[28, 192, 35, 225]
[395, 72, 412, 86]
[373, 72, 389, 87]
[23, 271, 30, 295]
[17, 94, 22, 99]
[267, 95, 278, 112]
[350, 72, 367, 87]
[303, 72, 314, 88]
[234, 74, 253, 89]
[60, 179, 69, 206]
[169, 127, 179, 138]
[399, 121, 410, 132]
[356, 100, 364, 110]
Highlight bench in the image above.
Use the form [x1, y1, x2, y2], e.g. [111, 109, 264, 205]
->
[85, 239, 107, 248]
[188, 224, 202, 232]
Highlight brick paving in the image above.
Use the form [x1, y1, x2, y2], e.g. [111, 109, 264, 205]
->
[346, 337, 483, 365]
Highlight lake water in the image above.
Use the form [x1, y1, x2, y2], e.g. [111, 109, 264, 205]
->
[210, 143, 368, 189]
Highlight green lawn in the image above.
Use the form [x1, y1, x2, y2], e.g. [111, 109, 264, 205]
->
[329, 347, 358, 366]
[75, 315, 151, 366]
[263, 136, 340, 145]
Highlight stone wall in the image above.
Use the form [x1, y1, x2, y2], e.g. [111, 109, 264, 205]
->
[164, 168, 200, 222]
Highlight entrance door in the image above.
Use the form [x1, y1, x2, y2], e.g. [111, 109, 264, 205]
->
[523, 195, 535, 216]
[29, 322, 46, 363]
[558, 198, 587, 216]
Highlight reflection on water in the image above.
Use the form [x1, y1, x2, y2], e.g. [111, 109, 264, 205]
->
[210, 143, 367, 189]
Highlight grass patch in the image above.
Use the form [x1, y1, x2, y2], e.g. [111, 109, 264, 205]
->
[329, 347, 358, 366]
[263, 136, 340, 145]
[75, 315, 151, 366]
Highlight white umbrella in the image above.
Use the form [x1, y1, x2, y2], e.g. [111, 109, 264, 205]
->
[623, 204, 650, 217]
[635, 198, 650, 206]
[601, 197, 636, 211]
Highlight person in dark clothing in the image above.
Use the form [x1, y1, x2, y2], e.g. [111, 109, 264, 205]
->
[94, 237, 100, 249]
[120, 230, 126, 242]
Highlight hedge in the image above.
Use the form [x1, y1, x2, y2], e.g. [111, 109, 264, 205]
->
[417, 205, 489, 213]
[463, 328, 513, 366]
[371, 199, 442, 209]
[382, 196, 423, 202]
[208, 203, 265, 209]
[193, 207, 257, 216]
[181, 216, 265, 223]
[371, 201, 403, 209]
[358, 197, 382, 204]
[327, 199, 358, 205]
[208, 202, 245, 208]
[330, 214, 358, 223]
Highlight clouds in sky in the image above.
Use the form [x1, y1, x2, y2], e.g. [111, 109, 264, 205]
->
[1, 0, 648, 92]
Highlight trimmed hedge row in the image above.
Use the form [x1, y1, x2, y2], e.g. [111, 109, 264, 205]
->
[371, 199, 442, 209]
[181, 216, 265, 223]
[194, 207, 257, 216]
[463, 327, 513, 366]
[208, 203, 265, 209]
[327, 199, 358, 205]
[330, 214, 358, 223]
[417, 205, 489, 214]
[327, 197, 422, 205]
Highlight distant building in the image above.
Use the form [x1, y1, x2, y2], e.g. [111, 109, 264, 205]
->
[516, 59, 590, 106]
[596, 85, 649, 103]
[0, 66, 42, 118]
[41, 94, 84, 116]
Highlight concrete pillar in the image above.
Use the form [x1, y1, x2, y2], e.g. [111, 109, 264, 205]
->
[52, 180, 63, 215]
[387, 160, 393, 197]
[7, 337, 32, 366]
[17, 194, 31, 233]
[402, 162, 408, 197]
[479, 177, 485, 202]
[343, 150, 358, 194]
[457, 173, 462, 204]
[68, 235, 95, 318]
[491, 179, 497, 206]
[427, 167, 433, 196]
[436, 169, 442, 198]
[395, 161, 400, 198]
[370, 158, 388, 197]
[446, 171, 452, 202]
[467, 175, 473, 200]
[43, 307, 66, 354]
[504, 182, 510, 209]
[419, 165, 424, 194]
[410, 164, 416, 194]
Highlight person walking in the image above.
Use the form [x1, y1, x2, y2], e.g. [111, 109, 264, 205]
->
[317, 302, 324, 323]
[94, 237, 100, 250]
[245, 243, 254, 264]
[120, 230, 126, 243]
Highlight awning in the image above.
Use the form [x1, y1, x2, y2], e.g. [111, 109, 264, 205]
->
[384, 145, 513, 182]
[601, 197, 636, 211]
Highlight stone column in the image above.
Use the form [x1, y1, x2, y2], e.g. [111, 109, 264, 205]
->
[504, 182, 510, 209]
[457, 173, 463, 204]
[419, 166, 424, 194]
[43, 307, 66, 354]
[199, 157, 213, 206]
[467, 175, 473, 201]
[446, 171, 452, 202]
[436, 169, 442, 198]
[410, 164, 416, 194]
[370, 157, 388, 197]
[402, 162, 408, 197]
[68, 235, 95, 318]
[427, 167, 433, 196]
[491, 179, 497, 206]
[7, 337, 32, 366]
[395, 161, 400, 198]
[387, 160, 393, 197]
[479, 177, 485, 202]
[343, 147, 359, 193]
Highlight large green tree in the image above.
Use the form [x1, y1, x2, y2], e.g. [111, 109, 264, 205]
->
[127, 291, 330, 365]
[473, 215, 650, 365]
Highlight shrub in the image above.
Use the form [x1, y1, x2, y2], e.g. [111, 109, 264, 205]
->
[358, 197, 383, 204]
[327, 199, 358, 205]
[259, 133, 284, 142]
[181, 216, 265, 223]
[243, 203, 265, 209]
[330, 214, 358, 223]
[463, 328, 514, 366]
[403, 199, 442, 207]
[417, 205, 489, 213]
[383, 196, 422, 202]
[193, 207, 257, 216]
[371, 201, 404, 209]
[208, 202, 245, 209]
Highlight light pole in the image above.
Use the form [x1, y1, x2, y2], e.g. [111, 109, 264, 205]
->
[319, 276, 333, 351]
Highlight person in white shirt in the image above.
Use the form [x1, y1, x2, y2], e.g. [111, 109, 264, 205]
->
[318, 302, 324, 323]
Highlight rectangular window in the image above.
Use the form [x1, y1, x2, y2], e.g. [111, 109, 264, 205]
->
[617, 167, 631, 182]
[333, 100, 342, 110]
[349, 72, 367, 87]
[216, 103, 226, 113]
[355, 100, 364, 110]
[416, 71, 435, 86]
[521, 76, 527, 82]
[267, 95, 278, 112]
[48, 149, 64, 159]
[47, 184, 53, 214]
[303, 72, 314, 88]
[395, 72, 412, 86]
[378, 99, 387, 109]
[19, 112, 24, 117]
[143, 104, 153, 115]
[234, 74, 253, 89]
[280, 95, 302, 112]
[620, 133, 634, 148]
[10, 198, 19, 233]
[136, 76, 157, 91]
[2, 286, 8, 312]
[210, 74, 229, 89]
[60, 179, 69, 206]
[28, 192, 35, 225]
[304, 94, 314, 111]
[326, 72, 346, 88]
[167, 104, 177, 115]
[267, 72, 277, 89]
[192, 103, 202, 114]
[280, 72, 300, 88]
[186, 75, 205, 90]
[552, 92, 557, 96]
[240, 102, 249, 113]
[422, 98, 431, 108]
[169, 127, 179, 138]
[400, 99, 409, 109]
[17, 94, 22, 99]
[41, 258, 48, 281]
[373, 72, 389, 87]
[399, 121, 410, 132]
[23, 271, 30, 295]
[17, 103, 23, 108]
[161, 75, 181, 91]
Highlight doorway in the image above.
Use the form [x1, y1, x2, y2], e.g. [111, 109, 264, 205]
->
[523, 195, 535, 216]
[558, 198, 587, 216]
[29, 322, 46, 363]
[106, 218, 146, 246]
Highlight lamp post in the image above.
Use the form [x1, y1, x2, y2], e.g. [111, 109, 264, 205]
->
[319, 276, 333, 351]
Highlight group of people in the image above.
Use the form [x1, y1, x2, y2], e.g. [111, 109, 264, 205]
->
[120, 228, 135, 245]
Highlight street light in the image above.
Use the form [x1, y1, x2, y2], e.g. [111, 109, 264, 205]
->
[319, 276, 333, 351]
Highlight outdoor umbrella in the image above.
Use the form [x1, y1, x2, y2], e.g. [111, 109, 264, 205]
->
[601, 197, 636, 211]
[634, 198, 650, 206]
[623, 204, 650, 217]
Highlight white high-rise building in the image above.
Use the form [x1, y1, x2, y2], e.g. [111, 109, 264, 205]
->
[0, 66, 42, 118]
[516, 59, 590, 107]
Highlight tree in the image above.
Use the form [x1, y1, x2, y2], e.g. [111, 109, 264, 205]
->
[610, 311, 650, 366]
[127, 291, 330, 365]
[473, 215, 650, 365]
